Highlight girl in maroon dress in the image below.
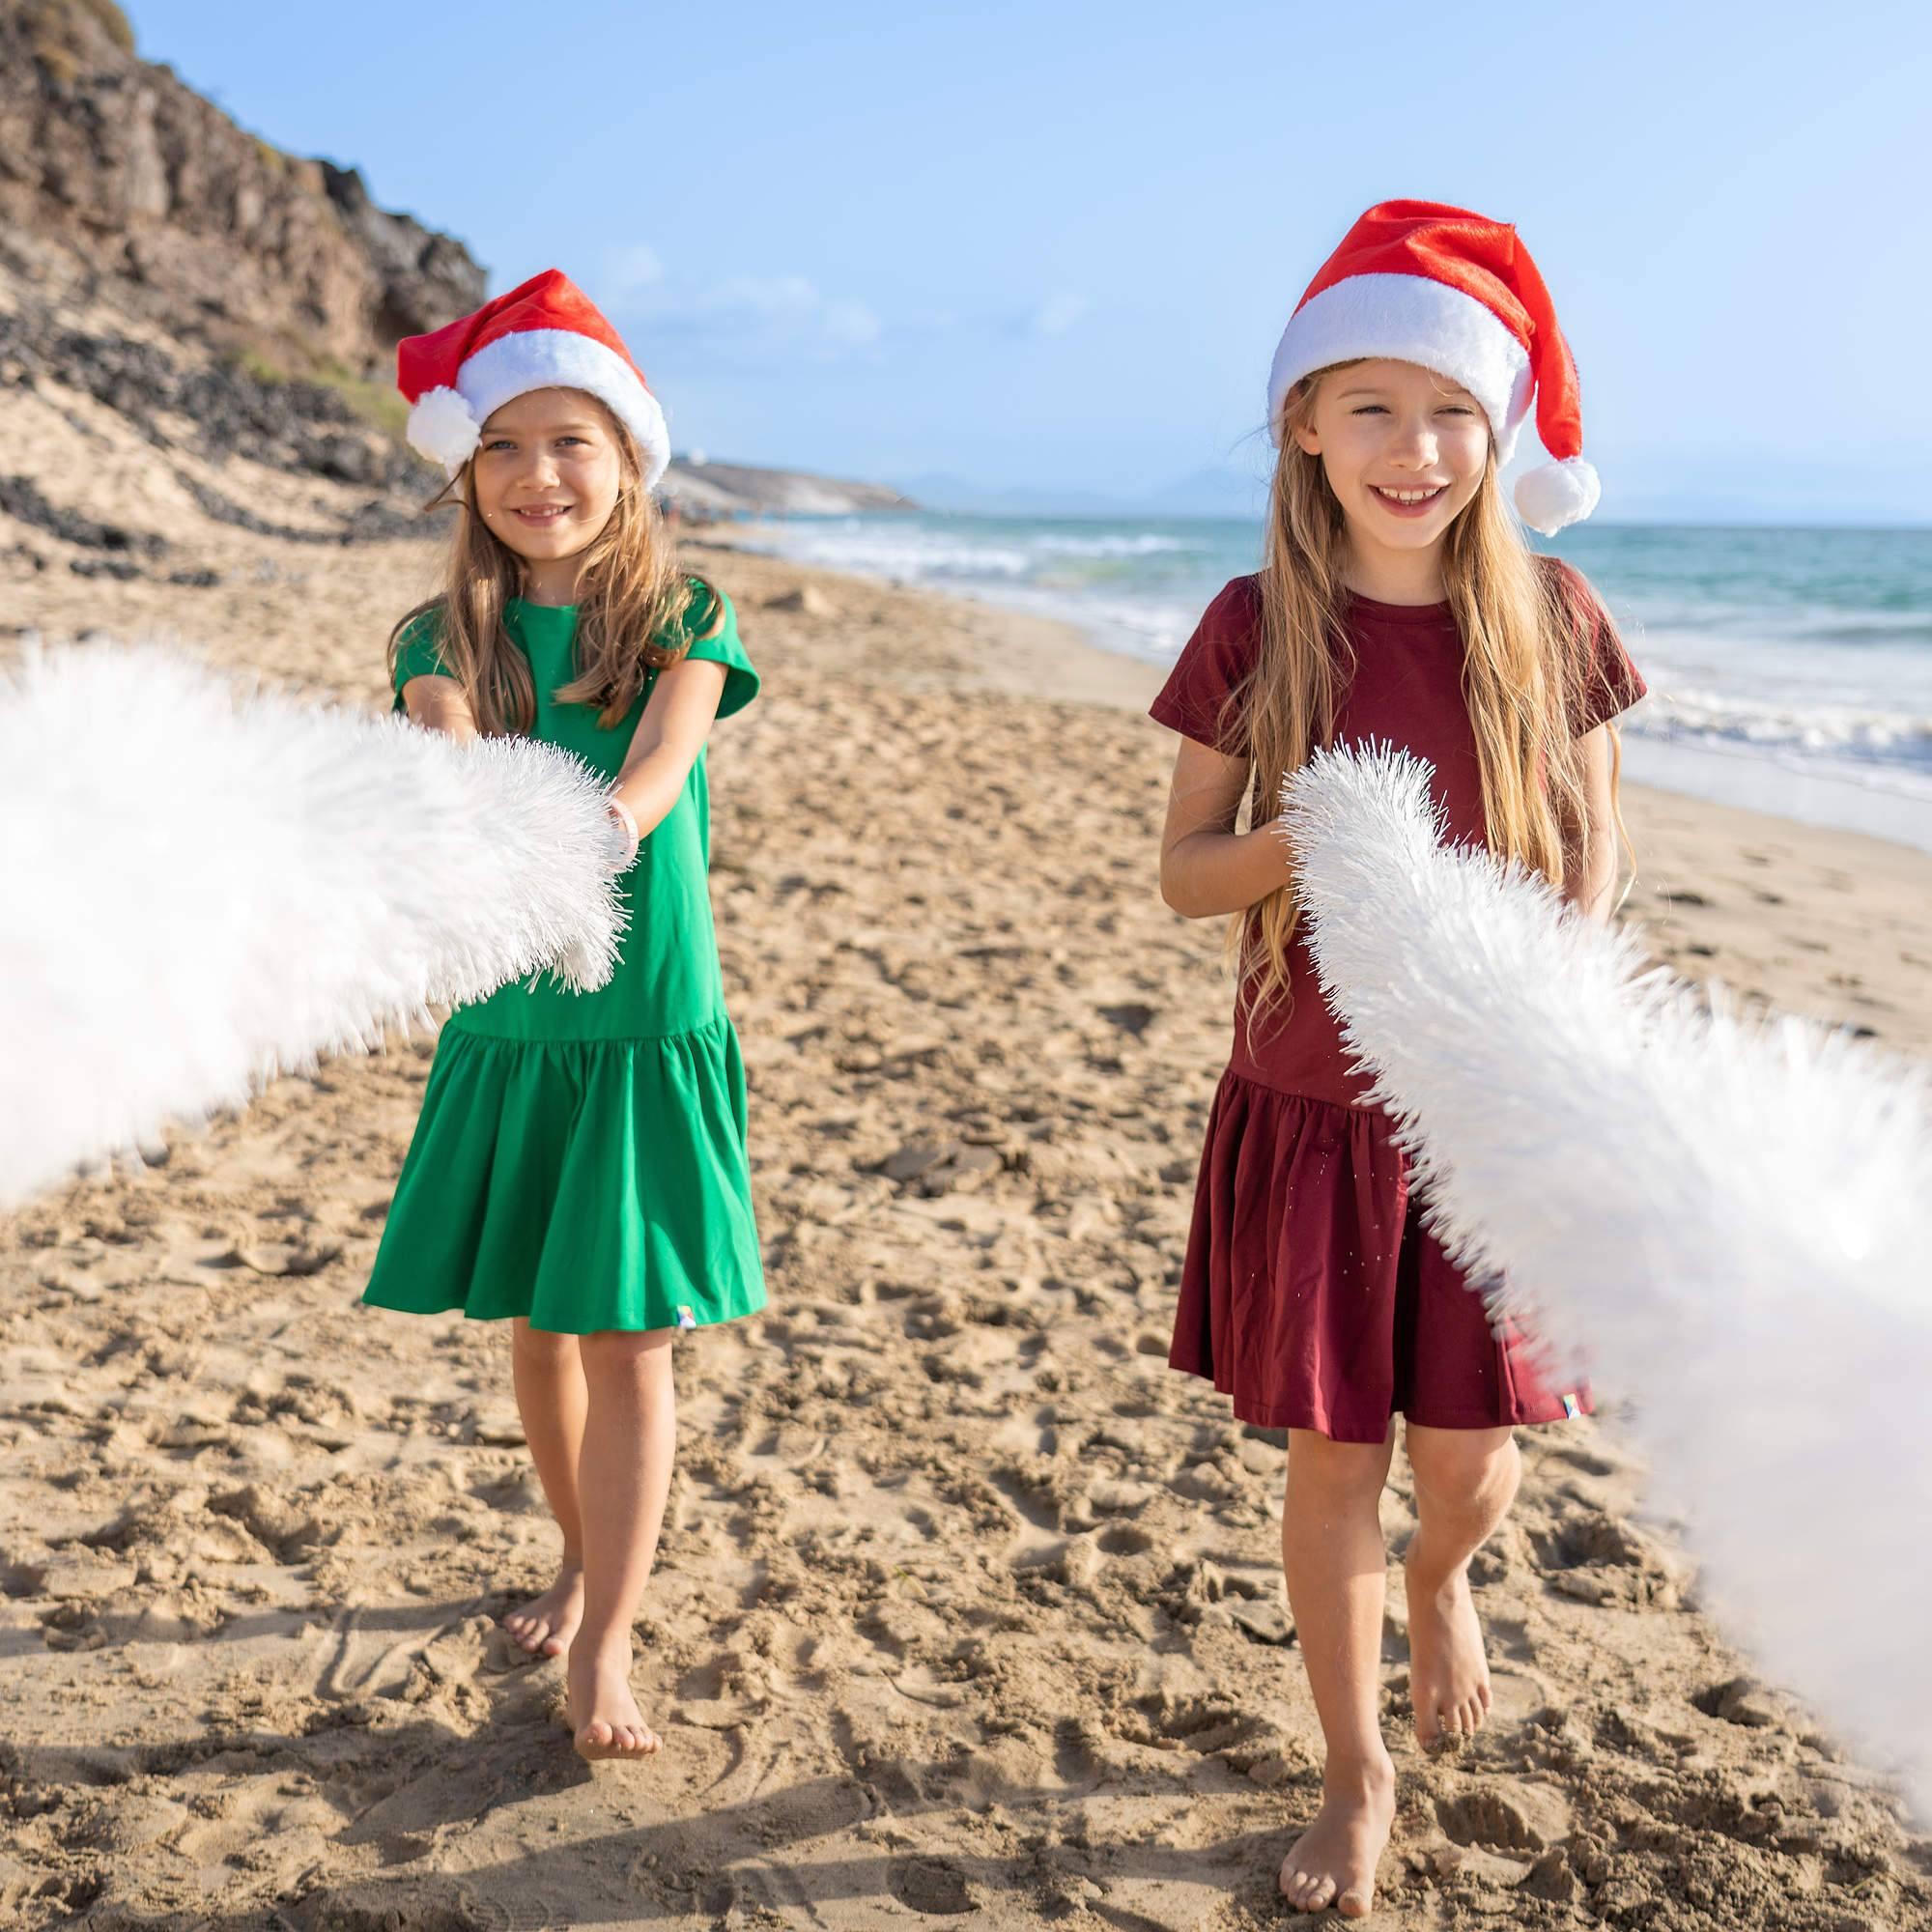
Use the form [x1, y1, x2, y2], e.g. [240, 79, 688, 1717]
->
[1152, 202, 1646, 1918]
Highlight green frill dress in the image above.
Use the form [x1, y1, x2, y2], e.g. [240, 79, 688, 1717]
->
[360, 583, 766, 1335]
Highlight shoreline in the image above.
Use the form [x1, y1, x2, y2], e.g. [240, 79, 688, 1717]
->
[692, 532, 1932, 1061]
[723, 516, 1932, 861]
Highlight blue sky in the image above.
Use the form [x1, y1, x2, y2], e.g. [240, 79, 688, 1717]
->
[131, 0, 1930, 522]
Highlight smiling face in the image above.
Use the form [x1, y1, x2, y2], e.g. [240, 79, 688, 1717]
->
[469, 387, 627, 596]
[1291, 357, 1492, 568]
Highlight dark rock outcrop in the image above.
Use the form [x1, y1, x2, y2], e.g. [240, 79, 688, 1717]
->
[0, 298, 429, 492]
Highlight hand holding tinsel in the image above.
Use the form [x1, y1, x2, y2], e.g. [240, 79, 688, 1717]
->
[605, 794, 640, 872]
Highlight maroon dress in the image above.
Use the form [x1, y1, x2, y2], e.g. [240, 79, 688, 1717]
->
[1151, 565, 1646, 1442]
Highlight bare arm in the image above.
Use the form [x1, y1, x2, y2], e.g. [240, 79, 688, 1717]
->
[609, 656, 729, 840]
[400, 673, 481, 742]
[1563, 724, 1621, 923]
[1157, 733, 1294, 920]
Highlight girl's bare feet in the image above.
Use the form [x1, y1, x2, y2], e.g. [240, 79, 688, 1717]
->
[1405, 1556, 1492, 1747]
[568, 1635, 661, 1761]
[1279, 1753, 1397, 1918]
[499, 1559, 584, 1659]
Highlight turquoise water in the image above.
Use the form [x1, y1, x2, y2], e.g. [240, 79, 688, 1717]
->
[745, 512, 1932, 849]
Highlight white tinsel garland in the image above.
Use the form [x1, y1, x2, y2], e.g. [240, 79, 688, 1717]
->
[1282, 743, 1932, 1811]
[0, 642, 628, 1209]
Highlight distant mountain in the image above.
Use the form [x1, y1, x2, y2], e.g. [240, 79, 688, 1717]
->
[1145, 465, 1270, 519]
[665, 460, 914, 518]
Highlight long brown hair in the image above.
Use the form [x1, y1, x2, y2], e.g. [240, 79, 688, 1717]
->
[1230, 361, 1631, 1025]
[388, 391, 721, 735]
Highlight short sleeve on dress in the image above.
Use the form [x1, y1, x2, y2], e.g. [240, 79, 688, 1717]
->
[1548, 558, 1647, 736]
[1149, 576, 1264, 755]
[674, 581, 759, 721]
[390, 609, 454, 714]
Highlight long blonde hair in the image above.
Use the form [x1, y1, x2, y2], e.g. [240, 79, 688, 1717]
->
[1230, 362, 1630, 1026]
[388, 392, 720, 736]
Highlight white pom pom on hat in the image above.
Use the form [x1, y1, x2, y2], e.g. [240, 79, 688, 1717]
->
[1266, 201, 1601, 533]
[396, 269, 670, 489]
[1513, 455, 1601, 537]
[404, 384, 485, 473]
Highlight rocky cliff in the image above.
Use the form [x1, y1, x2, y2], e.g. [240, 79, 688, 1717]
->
[0, 0, 484, 375]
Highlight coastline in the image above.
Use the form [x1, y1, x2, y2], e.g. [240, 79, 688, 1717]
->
[2, 526, 1928, 1927]
[730, 511, 1932, 862]
[693, 531, 1932, 1060]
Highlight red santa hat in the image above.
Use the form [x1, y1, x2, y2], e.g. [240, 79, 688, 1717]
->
[1266, 201, 1600, 535]
[396, 269, 670, 489]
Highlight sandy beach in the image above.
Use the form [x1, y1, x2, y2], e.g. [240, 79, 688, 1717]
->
[4, 504, 1932, 1930]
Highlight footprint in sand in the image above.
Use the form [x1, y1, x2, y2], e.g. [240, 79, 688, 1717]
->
[1435, 1782, 1569, 1853]
[889, 1856, 978, 1917]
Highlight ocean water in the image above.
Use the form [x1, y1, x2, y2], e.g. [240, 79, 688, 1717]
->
[742, 511, 1932, 852]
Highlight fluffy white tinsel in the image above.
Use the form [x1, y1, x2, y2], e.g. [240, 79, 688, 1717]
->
[0, 642, 627, 1208]
[1282, 744, 1932, 1809]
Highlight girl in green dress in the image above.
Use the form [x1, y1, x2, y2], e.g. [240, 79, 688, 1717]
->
[361, 270, 763, 1762]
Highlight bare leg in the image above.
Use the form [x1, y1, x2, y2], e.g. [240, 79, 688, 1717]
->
[568, 1326, 677, 1761]
[1278, 1426, 1399, 1919]
[1402, 1423, 1520, 1747]
[499, 1318, 589, 1658]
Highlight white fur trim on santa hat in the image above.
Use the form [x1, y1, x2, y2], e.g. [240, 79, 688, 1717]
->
[1513, 456, 1600, 535]
[1268, 272, 1534, 461]
[406, 385, 484, 472]
[440, 327, 671, 489]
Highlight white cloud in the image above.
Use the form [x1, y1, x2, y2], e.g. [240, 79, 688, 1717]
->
[694, 276, 881, 350]
[606, 265, 881, 356]
[704, 274, 818, 320]
[820, 298, 883, 349]
[1030, 293, 1089, 338]
[601, 243, 665, 297]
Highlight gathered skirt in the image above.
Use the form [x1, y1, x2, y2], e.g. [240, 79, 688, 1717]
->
[361, 1014, 765, 1334]
[1170, 1068, 1584, 1442]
